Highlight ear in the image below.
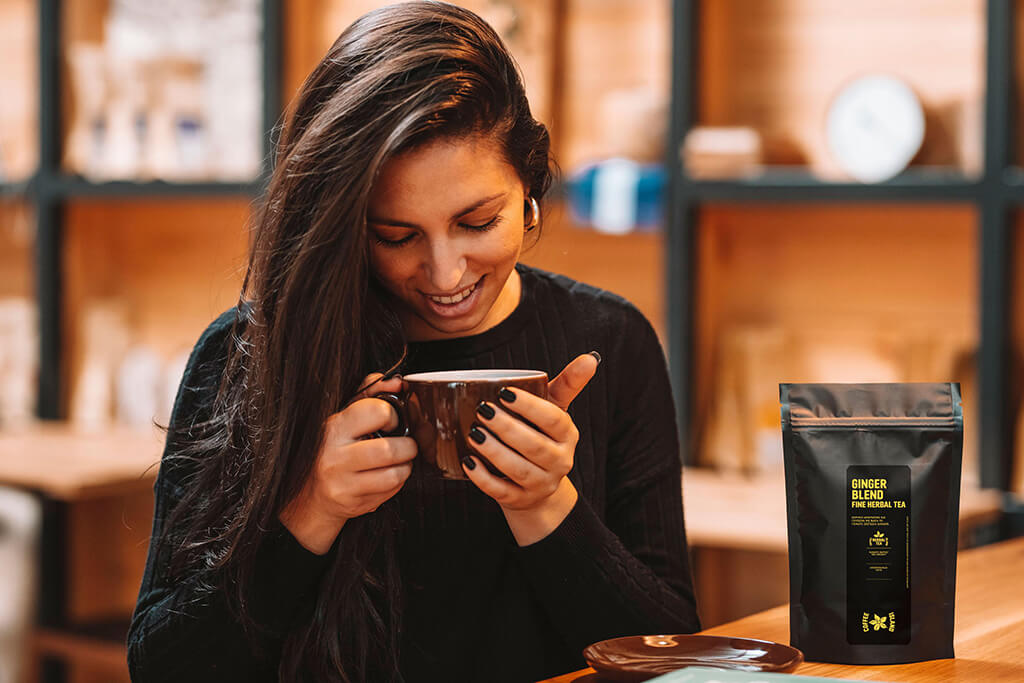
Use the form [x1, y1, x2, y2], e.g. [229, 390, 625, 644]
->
[524, 196, 540, 232]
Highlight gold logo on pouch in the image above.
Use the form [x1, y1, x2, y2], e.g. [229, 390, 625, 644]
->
[862, 612, 897, 632]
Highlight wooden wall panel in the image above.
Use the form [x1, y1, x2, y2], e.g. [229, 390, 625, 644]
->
[61, 0, 108, 43]
[694, 548, 788, 628]
[283, 0, 558, 129]
[699, 0, 985, 175]
[68, 489, 154, 622]
[559, 0, 669, 168]
[1016, 0, 1024, 166]
[0, 0, 37, 180]
[1009, 214, 1024, 495]
[0, 201, 33, 298]
[695, 205, 978, 475]
[63, 199, 250, 416]
[59, 0, 109, 171]
[519, 200, 665, 341]
[285, 0, 671, 170]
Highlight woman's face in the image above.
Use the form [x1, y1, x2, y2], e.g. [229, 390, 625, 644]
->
[367, 135, 529, 341]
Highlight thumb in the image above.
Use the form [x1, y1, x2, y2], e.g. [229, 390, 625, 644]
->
[547, 352, 601, 411]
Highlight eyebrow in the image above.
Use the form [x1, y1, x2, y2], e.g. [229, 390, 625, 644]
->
[367, 192, 508, 228]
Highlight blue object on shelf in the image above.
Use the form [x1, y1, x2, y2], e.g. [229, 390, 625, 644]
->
[566, 158, 665, 234]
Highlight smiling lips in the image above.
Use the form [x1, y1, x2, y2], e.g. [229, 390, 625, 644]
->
[426, 281, 478, 305]
[421, 277, 484, 319]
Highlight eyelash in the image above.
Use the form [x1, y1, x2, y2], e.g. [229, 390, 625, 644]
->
[373, 216, 503, 249]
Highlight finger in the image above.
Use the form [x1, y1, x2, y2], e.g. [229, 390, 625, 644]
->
[347, 461, 414, 496]
[496, 387, 578, 443]
[474, 401, 561, 470]
[350, 373, 404, 403]
[462, 455, 523, 504]
[466, 423, 547, 489]
[364, 376, 404, 397]
[547, 353, 599, 411]
[341, 436, 417, 472]
[329, 397, 401, 441]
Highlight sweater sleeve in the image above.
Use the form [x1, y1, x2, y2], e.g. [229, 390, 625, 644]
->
[127, 310, 332, 682]
[515, 306, 700, 653]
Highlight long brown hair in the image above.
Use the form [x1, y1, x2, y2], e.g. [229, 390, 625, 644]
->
[159, 2, 553, 681]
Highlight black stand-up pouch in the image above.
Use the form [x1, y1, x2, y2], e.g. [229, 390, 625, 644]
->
[780, 383, 963, 664]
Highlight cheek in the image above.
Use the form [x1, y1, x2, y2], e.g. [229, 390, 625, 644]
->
[369, 248, 414, 290]
[476, 226, 524, 265]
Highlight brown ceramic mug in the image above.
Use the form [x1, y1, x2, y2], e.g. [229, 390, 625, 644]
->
[376, 369, 549, 480]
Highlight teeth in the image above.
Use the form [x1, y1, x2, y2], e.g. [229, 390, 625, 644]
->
[429, 283, 476, 305]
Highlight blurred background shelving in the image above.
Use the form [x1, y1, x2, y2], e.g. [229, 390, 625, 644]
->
[3, 1, 670, 681]
[4, 0, 1024, 681]
[668, 0, 1024, 505]
[663, 0, 1024, 634]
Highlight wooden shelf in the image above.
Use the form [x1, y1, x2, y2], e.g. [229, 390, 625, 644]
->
[33, 618, 131, 680]
[0, 181, 31, 198]
[685, 167, 979, 203]
[682, 467, 1003, 553]
[44, 175, 263, 200]
[0, 423, 162, 500]
[682, 466, 1005, 626]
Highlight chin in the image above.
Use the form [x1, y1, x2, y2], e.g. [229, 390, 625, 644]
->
[424, 312, 485, 334]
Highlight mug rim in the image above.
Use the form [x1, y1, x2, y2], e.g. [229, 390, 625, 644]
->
[403, 369, 547, 383]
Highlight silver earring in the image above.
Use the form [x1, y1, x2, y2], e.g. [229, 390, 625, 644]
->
[524, 196, 540, 233]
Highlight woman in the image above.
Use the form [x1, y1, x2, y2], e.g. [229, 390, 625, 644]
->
[127, 3, 699, 681]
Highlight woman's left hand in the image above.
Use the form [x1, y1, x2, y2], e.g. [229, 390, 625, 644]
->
[463, 352, 600, 545]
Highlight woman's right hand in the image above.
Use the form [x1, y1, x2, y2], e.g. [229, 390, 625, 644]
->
[279, 372, 416, 554]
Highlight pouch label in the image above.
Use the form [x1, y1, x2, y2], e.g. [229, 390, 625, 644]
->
[847, 465, 911, 644]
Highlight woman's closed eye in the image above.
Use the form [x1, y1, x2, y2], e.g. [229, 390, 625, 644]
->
[373, 231, 416, 248]
[372, 216, 503, 249]
[461, 215, 503, 232]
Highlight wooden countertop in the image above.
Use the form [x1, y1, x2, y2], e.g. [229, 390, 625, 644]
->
[0, 424, 163, 500]
[541, 536, 1024, 682]
[682, 467, 1003, 551]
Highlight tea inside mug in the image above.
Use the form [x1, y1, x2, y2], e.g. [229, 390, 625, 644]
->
[403, 369, 547, 382]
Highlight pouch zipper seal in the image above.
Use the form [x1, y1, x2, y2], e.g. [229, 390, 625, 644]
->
[788, 417, 958, 429]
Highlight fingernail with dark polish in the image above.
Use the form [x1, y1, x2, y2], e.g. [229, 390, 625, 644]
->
[589, 351, 602, 365]
[469, 426, 487, 444]
[476, 402, 495, 419]
[462, 456, 476, 470]
[499, 388, 516, 403]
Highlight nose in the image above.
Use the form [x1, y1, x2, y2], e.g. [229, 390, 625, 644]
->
[424, 237, 468, 292]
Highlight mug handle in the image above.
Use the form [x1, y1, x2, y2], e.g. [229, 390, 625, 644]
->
[370, 392, 410, 438]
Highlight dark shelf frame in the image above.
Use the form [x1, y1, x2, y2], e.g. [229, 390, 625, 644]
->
[38, 176, 263, 199]
[667, 0, 1020, 505]
[683, 168, 981, 203]
[0, 181, 30, 197]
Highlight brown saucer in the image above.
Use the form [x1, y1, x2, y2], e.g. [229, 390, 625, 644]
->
[582, 634, 803, 682]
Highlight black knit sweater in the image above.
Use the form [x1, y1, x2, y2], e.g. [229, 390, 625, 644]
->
[127, 263, 700, 682]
